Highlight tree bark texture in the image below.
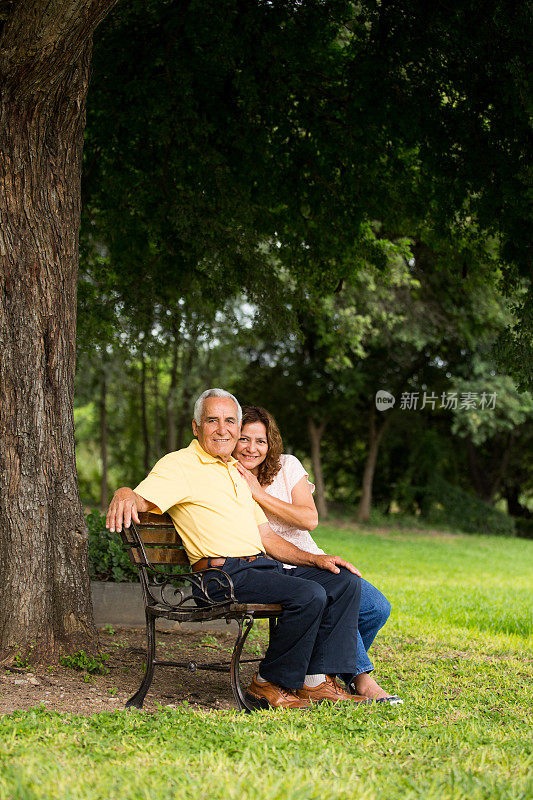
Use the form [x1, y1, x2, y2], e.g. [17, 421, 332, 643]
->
[307, 418, 328, 519]
[0, 0, 118, 660]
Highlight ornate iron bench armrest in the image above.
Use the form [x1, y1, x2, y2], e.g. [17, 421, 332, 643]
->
[142, 563, 237, 615]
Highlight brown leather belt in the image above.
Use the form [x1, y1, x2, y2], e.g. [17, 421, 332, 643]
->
[192, 554, 265, 572]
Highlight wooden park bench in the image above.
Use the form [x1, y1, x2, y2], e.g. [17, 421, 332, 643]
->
[120, 512, 281, 712]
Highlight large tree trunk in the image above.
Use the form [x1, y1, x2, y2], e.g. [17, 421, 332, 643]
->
[307, 418, 328, 518]
[356, 407, 393, 523]
[0, 0, 117, 662]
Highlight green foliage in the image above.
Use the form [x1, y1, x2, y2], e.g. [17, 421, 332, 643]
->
[59, 651, 110, 675]
[11, 646, 33, 670]
[494, 285, 533, 393]
[515, 517, 533, 540]
[451, 357, 533, 447]
[86, 511, 138, 583]
[423, 476, 515, 537]
[75, 416, 103, 508]
[83, 0, 533, 390]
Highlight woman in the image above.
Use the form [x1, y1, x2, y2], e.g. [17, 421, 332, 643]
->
[233, 405, 402, 704]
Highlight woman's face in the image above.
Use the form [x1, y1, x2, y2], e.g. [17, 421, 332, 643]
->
[233, 421, 269, 474]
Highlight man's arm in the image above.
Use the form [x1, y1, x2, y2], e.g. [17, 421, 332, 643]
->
[258, 523, 361, 576]
[106, 487, 157, 533]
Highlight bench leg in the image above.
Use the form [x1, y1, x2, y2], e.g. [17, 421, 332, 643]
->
[126, 611, 156, 710]
[229, 614, 257, 712]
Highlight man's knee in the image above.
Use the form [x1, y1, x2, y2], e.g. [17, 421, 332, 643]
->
[302, 581, 328, 612]
[338, 569, 361, 600]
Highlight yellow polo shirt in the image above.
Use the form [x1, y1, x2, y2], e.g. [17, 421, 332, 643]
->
[134, 439, 266, 564]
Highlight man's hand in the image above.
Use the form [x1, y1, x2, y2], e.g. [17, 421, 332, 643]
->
[106, 487, 151, 533]
[312, 554, 362, 577]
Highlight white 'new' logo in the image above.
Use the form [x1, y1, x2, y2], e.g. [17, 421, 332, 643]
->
[375, 390, 395, 411]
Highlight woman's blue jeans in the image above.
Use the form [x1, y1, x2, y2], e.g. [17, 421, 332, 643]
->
[355, 578, 391, 675]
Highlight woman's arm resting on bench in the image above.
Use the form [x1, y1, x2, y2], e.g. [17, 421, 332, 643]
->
[106, 487, 157, 533]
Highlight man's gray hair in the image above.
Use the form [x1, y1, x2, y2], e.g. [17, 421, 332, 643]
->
[193, 388, 242, 425]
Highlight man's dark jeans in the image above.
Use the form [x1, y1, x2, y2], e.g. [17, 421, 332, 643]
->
[206, 556, 361, 690]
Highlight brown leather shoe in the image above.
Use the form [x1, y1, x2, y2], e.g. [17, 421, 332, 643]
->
[296, 675, 372, 704]
[245, 673, 313, 710]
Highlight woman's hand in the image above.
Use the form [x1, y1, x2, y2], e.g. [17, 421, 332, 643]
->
[237, 467, 319, 531]
[234, 462, 265, 500]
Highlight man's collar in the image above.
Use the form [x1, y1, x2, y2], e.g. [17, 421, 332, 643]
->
[188, 438, 237, 466]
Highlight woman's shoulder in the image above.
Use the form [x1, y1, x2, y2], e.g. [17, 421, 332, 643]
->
[267, 454, 315, 496]
[277, 453, 310, 484]
[279, 453, 303, 465]
[279, 453, 305, 472]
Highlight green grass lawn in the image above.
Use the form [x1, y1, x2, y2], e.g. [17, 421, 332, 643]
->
[1, 526, 532, 800]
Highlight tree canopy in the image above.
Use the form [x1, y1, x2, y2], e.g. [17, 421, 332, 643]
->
[84, 1, 532, 383]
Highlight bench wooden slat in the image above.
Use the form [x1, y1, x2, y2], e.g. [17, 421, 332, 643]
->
[130, 548, 190, 566]
[234, 604, 282, 614]
[124, 514, 188, 566]
[138, 512, 174, 526]
[139, 530, 181, 545]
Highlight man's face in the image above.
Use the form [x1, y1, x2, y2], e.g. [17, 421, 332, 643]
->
[192, 396, 241, 461]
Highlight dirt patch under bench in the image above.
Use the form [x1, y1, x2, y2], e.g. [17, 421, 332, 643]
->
[0, 625, 267, 716]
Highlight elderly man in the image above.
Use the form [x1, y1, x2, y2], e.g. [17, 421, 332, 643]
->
[107, 388, 367, 710]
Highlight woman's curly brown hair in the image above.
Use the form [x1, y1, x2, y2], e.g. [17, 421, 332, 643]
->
[239, 406, 283, 486]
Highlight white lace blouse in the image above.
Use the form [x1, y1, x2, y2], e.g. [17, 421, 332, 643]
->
[264, 454, 324, 568]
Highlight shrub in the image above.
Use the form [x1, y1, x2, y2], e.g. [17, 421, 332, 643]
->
[60, 650, 109, 674]
[515, 517, 533, 539]
[87, 510, 138, 582]
[422, 476, 516, 536]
